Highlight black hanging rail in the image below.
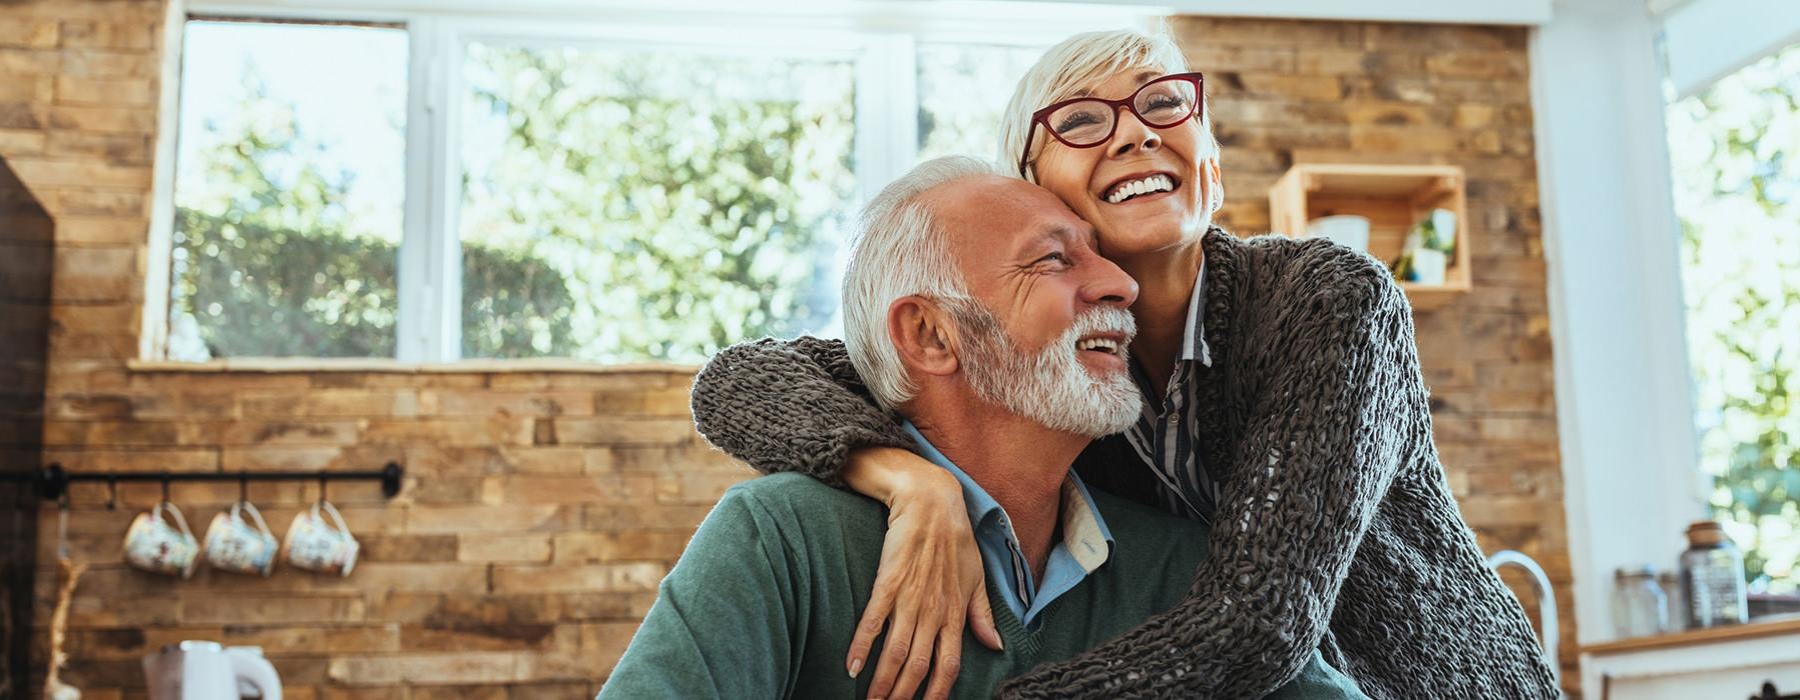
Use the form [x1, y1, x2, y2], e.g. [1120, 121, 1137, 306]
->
[22, 462, 404, 501]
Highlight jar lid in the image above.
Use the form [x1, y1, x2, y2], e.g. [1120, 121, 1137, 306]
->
[1614, 565, 1656, 579]
[1686, 520, 1729, 546]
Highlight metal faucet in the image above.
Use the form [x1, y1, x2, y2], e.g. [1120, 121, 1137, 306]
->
[1488, 549, 1561, 683]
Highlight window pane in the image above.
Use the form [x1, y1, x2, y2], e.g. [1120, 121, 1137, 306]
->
[917, 43, 1041, 164]
[167, 20, 407, 360]
[459, 42, 856, 363]
[1667, 41, 1800, 594]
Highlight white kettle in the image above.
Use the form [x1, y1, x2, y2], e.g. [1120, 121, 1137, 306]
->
[143, 641, 283, 700]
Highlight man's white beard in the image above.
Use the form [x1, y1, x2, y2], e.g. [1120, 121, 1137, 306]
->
[948, 302, 1143, 439]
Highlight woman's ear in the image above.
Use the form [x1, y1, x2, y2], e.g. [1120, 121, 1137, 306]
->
[888, 296, 960, 378]
[1204, 157, 1225, 212]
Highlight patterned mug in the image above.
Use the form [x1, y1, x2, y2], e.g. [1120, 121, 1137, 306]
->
[283, 499, 359, 576]
[124, 501, 200, 578]
[203, 500, 278, 577]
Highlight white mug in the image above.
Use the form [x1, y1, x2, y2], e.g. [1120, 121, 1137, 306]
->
[124, 501, 200, 578]
[204, 501, 278, 577]
[283, 500, 359, 576]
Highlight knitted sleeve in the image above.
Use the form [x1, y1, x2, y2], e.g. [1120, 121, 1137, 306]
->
[689, 336, 916, 488]
[998, 252, 1421, 698]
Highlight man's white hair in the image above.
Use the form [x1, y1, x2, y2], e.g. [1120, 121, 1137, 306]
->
[997, 27, 1219, 182]
[842, 155, 997, 411]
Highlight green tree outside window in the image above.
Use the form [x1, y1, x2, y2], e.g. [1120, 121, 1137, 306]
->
[1667, 42, 1800, 593]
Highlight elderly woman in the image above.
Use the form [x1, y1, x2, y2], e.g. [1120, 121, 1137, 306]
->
[688, 28, 1558, 700]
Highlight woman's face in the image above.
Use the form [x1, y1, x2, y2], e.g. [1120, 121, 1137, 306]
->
[1030, 68, 1223, 261]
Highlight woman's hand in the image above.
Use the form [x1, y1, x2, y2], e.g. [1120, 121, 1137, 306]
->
[842, 447, 1003, 700]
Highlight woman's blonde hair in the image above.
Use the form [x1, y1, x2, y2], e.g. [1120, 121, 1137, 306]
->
[997, 27, 1219, 182]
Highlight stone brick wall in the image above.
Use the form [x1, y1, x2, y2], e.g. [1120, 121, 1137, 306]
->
[1174, 16, 1575, 692]
[0, 1, 1575, 696]
[40, 369, 736, 698]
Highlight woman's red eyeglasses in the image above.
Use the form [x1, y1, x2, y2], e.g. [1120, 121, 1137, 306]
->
[1017, 72, 1205, 178]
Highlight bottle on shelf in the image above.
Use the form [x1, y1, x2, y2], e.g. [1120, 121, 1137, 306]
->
[1679, 520, 1749, 629]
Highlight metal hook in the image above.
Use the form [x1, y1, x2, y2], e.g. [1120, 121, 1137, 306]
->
[105, 475, 117, 510]
[238, 473, 248, 503]
[161, 476, 171, 504]
[56, 488, 71, 561]
[317, 473, 328, 504]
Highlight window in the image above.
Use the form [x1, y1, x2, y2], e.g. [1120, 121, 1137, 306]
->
[458, 41, 856, 363]
[1666, 41, 1800, 594]
[167, 20, 408, 360]
[916, 43, 1042, 163]
[157, 11, 1104, 364]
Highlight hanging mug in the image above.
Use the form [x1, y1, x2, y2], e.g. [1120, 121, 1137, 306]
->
[203, 501, 278, 577]
[124, 501, 200, 578]
[283, 499, 359, 576]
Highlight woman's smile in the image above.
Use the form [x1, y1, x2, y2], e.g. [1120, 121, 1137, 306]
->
[1098, 171, 1181, 205]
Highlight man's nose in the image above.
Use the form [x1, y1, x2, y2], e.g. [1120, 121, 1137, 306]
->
[1082, 254, 1139, 308]
[1108, 107, 1161, 158]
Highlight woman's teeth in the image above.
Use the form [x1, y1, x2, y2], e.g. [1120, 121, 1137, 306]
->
[1105, 174, 1175, 204]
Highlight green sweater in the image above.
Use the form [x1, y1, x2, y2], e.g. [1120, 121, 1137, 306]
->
[597, 472, 1366, 699]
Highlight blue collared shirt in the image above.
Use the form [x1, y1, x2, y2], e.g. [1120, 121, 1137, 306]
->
[901, 422, 1115, 630]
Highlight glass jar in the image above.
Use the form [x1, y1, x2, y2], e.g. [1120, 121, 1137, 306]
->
[1680, 520, 1749, 628]
[1658, 569, 1687, 632]
[1611, 566, 1669, 638]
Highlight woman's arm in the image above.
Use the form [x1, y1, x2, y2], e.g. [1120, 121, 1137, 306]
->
[689, 336, 915, 487]
[689, 336, 1004, 698]
[999, 263, 1419, 698]
[845, 452, 1001, 700]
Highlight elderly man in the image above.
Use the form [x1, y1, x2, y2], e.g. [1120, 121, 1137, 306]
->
[596, 157, 1364, 699]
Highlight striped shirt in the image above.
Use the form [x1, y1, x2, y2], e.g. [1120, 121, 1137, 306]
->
[1124, 262, 1219, 524]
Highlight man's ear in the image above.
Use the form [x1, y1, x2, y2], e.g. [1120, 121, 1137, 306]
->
[888, 296, 959, 378]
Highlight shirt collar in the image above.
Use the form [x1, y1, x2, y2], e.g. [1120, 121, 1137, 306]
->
[900, 421, 1114, 572]
[1181, 258, 1212, 366]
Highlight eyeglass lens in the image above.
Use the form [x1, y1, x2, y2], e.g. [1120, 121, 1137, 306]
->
[1047, 77, 1198, 146]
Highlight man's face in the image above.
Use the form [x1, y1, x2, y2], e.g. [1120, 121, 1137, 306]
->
[920, 176, 1144, 437]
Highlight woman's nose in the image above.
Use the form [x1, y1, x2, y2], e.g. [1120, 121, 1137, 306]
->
[1108, 107, 1161, 157]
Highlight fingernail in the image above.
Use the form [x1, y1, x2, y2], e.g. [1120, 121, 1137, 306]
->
[848, 658, 863, 678]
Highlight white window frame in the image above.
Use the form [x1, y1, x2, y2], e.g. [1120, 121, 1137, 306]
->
[152, 0, 1154, 363]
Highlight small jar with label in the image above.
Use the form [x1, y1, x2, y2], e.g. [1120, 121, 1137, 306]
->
[1680, 520, 1749, 628]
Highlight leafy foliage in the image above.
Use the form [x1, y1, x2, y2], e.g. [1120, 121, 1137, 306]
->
[173, 40, 857, 363]
[458, 43, 855, 362]
[1667, 43, 1800, 591]
[171, 77, 575, 359]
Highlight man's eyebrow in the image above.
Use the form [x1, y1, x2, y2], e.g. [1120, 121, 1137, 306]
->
[1015, 223, 1080, 258]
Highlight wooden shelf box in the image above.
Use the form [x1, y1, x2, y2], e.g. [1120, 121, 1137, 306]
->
[1268, 163, 1470, 309]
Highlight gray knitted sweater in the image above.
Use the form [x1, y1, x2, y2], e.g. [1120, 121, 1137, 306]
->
[689, 228, 1559, 699]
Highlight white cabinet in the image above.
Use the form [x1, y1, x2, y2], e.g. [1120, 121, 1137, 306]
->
[1581, 617, 1800, 699]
